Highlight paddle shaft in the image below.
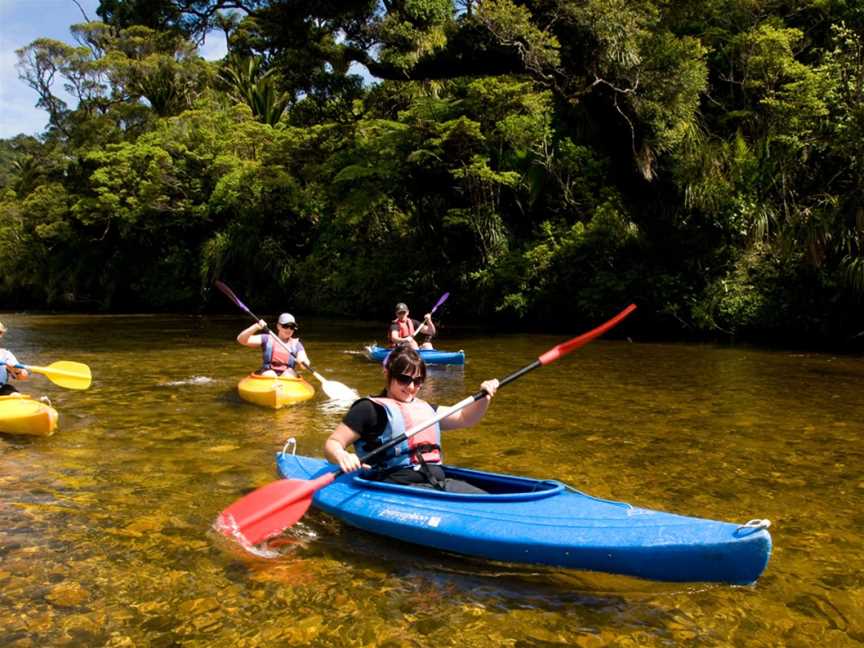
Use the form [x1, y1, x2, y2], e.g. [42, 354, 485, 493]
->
[411, 292, 449, 340]
[340, 303, 637, 475]
[16, 364, 81, 379]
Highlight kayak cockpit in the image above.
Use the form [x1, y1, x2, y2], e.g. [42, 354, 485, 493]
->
[350, 465, 565, 502]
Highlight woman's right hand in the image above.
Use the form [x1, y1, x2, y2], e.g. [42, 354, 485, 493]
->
[336, 448, 368, 473]
[257, 319, 268, 330]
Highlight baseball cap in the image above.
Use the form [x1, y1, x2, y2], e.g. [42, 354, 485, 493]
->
[277, 313, 296, 326]
[395, 302, 408, 313]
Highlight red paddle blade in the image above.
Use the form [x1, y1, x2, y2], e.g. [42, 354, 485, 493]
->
[216, 473, 335, 546]
[538, 304, 637, 365]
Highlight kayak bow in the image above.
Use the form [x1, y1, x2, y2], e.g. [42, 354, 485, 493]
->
[0, 394, 59, 436]
[237, 374, 315, 409]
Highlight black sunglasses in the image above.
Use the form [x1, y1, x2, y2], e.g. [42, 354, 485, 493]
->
[393, 373, 424, 387]
[278, 322, 297, 329]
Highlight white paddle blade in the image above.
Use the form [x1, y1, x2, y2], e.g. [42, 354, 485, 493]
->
[321, 379, 358, 401]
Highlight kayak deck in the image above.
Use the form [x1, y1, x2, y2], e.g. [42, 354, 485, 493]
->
[276, 452, 772, 584]
[0, 394, 59, 437]
[237, 374, 315, 409]
[364, 345, 465, 365]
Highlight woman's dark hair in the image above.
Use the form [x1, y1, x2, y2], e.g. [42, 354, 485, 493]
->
[384, 345, 427, 382]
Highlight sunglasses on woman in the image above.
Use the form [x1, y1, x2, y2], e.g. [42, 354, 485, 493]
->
[393, 373, 424, 387]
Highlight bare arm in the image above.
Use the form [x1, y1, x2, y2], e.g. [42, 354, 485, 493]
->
[324, 423, 369, 472]
[439, 379, 499, 430]
[419, 314, 436, 336]
[237, 320, 267, 348]
[295, 347, 311, 368]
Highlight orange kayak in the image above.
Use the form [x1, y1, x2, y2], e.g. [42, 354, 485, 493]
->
[0, 394, 59, 436]
[237, 374, 315, 409]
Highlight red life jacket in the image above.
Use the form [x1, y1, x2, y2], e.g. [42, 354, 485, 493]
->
[390, 317, 415, 345]
[355, 396, 442, 471]
[261, 336, 300, 373]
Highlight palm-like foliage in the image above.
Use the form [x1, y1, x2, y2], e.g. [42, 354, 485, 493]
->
[219, 56, 291, 126]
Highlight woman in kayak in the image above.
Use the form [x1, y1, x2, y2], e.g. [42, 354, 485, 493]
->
[0, 321, 30, 395]
[236, 313, 311, 378]
[389, 302, 436, 350]
[324, 345, 498, 493]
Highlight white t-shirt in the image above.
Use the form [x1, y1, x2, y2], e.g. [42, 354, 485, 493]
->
[1, 349, 20, 383]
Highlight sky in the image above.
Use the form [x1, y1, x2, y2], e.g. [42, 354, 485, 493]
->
[0, 0, 227, 139]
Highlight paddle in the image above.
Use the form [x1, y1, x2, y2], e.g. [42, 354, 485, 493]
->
[217, 303, 637, 546]
[13, 361, 92, 390]
[412, 292, 450, 340]
[215, 281, 358, 401]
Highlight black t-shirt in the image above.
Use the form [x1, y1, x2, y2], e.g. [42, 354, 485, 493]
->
[342, 395, 489, 492]
[342, 395, 439, 450]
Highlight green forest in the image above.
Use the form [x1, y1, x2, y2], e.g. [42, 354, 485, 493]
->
[1, 0, 862, 346]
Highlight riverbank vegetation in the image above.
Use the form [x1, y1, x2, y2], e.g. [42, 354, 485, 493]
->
[1, 1, 862, 346]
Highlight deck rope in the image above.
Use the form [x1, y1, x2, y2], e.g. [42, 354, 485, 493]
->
[735, 518, 771, 535]
[279, 437, 297, 457]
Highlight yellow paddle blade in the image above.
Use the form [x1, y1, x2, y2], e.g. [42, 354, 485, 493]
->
[26, 361, 92, 390]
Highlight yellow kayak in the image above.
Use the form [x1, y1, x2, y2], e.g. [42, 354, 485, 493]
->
[0, 394, 59, 437]
[237, 374, 315, 409]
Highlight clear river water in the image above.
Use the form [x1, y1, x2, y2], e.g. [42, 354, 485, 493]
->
[0, 313, 862, 646]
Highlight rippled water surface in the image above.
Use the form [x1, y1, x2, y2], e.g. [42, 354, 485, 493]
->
[0, 313, 862, 646]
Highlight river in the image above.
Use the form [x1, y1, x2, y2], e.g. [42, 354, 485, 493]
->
[0, 313, 862, 646]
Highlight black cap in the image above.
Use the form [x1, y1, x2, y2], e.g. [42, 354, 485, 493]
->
[395, 302, 408, 313]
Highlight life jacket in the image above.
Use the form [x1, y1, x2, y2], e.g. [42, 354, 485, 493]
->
[390, 317, 415, 345]
[261, 336, 299, 372]
[355, 396, 442, 473]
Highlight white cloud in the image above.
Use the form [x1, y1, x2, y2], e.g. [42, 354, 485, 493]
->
[199, 30, 227, 61]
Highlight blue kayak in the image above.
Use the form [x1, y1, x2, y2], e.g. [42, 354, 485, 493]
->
[365, 345, 465, 365]
[276, 452, 772, 584]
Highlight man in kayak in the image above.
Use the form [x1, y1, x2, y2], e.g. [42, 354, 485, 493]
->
[0, 321, 30, 395]
[236, 313, 311, 378]
[324, 345, 498, 493]
[389, 302, 436, 350]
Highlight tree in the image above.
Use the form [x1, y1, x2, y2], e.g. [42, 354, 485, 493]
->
[16, 23, 212, 142]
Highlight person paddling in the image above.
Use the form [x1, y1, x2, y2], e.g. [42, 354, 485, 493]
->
[324, 345, 498, 493]
[0, 321, 30, 396]
[237, 313, 310, 378]
[389, 302, 435, 350]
